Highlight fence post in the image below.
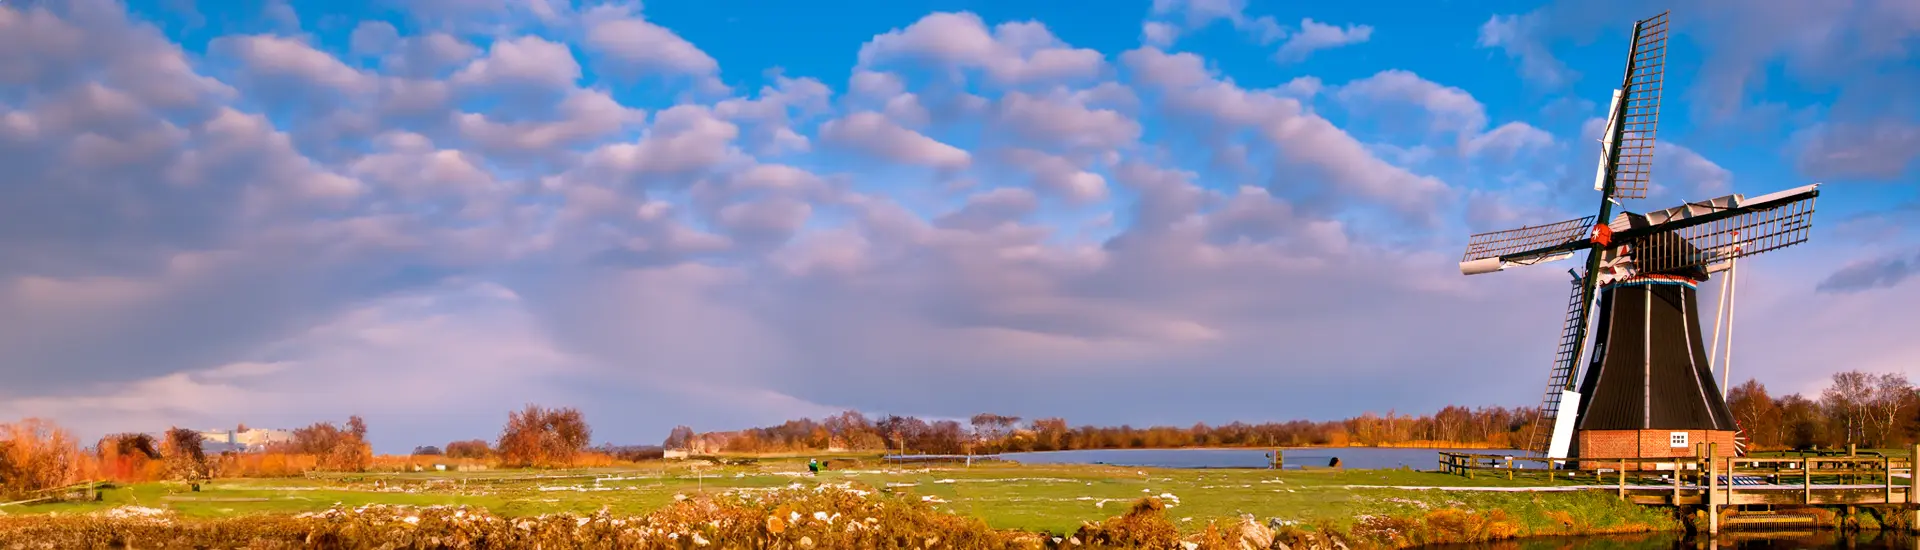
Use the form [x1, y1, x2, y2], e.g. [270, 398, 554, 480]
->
[1672, 462, 1682, 505]
[1619, 458, 1627, 498]
[1804, 456, 1812, 504]
[1911, 443, 1920, 505]
[1507, 456, 1514, 480]
[1884, 455, 1893, 504]
[1707, 450, 1719, 535]
[1725, 448, 1735, 506]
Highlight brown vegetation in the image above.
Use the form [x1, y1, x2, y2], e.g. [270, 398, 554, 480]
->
[161, 427, 210, 482]
[94, 433, 161, 483]
[271, 416, 373, 472]
[0, 419, 82, 499]
[444, 439, 492, 459]
[0, 485, 1032, 549]
[498, 404, 591, 467]
[1071, 497, 1181, 548]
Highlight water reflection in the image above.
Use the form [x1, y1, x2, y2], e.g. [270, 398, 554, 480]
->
[1429, 531, 1920, 549]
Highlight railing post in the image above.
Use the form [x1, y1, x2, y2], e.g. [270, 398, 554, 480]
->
[1725, 448, 1735, 506]
[1707, 450, 1719, 535]
[1885, 455, 1893, 504]
[1672, 461, 1682, 505]
[1911, 443, 1920, 505]
[1619, 458, 1627, 498]
[1804, 456, 1812, 504]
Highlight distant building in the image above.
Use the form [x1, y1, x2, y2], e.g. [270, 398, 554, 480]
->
[197, 428, 295, 453]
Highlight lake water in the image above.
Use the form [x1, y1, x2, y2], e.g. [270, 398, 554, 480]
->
[999, 447, 1520, 470]
[1429, 530, 1920, 549]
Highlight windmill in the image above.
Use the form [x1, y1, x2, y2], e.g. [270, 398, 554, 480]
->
[1460, 11, 1821, 466]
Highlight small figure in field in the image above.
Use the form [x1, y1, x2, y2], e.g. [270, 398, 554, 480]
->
[808, 458, 820, 475]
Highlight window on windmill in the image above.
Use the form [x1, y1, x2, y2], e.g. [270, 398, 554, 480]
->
[1669, 432, 1688, 448]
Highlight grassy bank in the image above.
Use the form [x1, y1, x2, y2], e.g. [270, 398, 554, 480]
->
[0, 460, 1679, 548]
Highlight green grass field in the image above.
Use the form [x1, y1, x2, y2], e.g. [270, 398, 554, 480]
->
[3, 459, 1669, 536]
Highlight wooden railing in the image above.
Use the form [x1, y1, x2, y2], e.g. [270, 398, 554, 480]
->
[1437, 443, 1920, 508]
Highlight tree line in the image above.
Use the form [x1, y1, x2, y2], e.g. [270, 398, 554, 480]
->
[671, 369, 1920, 455]
[1729, 370, 1920, 450]
[667, 407, 1542, 455]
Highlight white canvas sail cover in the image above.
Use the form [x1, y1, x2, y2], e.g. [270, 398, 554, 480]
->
[1547, 389, 1580, 460]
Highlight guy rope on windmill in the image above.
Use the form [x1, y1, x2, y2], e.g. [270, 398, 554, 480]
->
[1458, 11, 1820, 469]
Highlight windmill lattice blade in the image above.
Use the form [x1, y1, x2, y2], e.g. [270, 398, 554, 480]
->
[1629, 192, 1817, 274]
[1524, 275, 1590, 456]
[1462, 216, 1596, 263]
[1611, 11, 1668, 200]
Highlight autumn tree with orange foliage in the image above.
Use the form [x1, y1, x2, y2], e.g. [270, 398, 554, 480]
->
[96, 433, 162, 482]
[0, 419, 83, 499]
[498, 405, 591, 467]
[275, 415, 372, 472]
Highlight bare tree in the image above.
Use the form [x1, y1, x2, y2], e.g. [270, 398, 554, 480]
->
[1727, 379, 1781, 448]
[1869, 372, 1913, 447]
[1822, 371, 1874, 446]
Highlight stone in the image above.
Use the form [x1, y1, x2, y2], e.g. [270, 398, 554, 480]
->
[1234, 516, 1274, 550]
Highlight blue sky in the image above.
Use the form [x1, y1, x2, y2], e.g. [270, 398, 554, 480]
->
[1, 0, 1915, 453]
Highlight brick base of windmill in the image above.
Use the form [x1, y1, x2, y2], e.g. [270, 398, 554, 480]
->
[1577, 429, 1738, 471]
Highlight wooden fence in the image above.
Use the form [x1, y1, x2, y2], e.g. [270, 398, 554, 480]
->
[1439, 443, 1920, 533]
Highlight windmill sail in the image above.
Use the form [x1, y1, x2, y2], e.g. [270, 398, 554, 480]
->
[1616, 184, 1820, 275]
[1460, 216, 1596, 275]
[1525, 275, 1593, 457]
[1595, 11, 1668, 200]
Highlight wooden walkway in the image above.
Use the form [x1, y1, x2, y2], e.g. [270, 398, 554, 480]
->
[1438, 443, 1920, 534]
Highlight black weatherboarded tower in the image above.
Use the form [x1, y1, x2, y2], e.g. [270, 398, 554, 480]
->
[1458, 11, 1822, 466]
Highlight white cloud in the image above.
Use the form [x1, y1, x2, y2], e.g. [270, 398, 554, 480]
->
[214, 34, 378, 94]
[991, 90, 1141, 152]
[581, 3, 724, 92]
[820, 111, 970, 169]
[1274, 18, 1373, 63]
[1148, 0, 1283, 45]
[450, 35, 579, 92]
[1477, 12, 1572, 88]
[1124, 48, 1450, 216]
[454, 89, 645, 157]
[997, 148, 1109, 203]
[857, 12, 1106, 86]
[1338, 69, 1555, 158]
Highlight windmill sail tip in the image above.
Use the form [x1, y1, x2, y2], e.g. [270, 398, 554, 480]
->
[1462, 258, 1506, 275]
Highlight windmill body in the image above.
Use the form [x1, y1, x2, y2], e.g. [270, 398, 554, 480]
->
[1459, 11, 1821, 466]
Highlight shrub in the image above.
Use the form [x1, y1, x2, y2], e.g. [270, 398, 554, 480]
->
[498, 404, 591, 467]
[0, 419, 82, 499]
[1071, 497, 1182, 549]
[445, 439, 492, 459]
[411, 445, 443, 456]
